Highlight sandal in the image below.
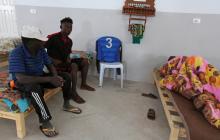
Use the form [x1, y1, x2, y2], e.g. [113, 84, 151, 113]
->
[39, 126, 58, 137]
[142, 93, 158, 99]
[63, 106, 82, 114]
[147, 108, 156, 120]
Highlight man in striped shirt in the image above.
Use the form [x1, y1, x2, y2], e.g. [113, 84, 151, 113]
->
[9, 26, 82, 137]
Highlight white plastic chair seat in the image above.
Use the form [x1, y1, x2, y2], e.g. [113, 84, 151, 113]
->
[99, 62, 123, 88]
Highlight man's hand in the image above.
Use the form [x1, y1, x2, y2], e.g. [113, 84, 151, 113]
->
[49, 76, 64, 87]
[57, 76, 65, 86]
[80, 52, 87, 58]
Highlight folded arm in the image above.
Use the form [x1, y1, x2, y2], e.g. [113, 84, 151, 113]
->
[15, 73, 51, 84]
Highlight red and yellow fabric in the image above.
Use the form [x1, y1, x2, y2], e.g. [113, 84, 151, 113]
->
[159, 56, 220, 129]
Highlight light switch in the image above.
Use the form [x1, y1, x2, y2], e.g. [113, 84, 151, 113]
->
[193, 18, 201, 24]
[30, 9, 37, 14]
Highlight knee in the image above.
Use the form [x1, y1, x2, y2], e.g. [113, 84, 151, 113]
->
[71, 63, 78, 72]
[25, 84, 42, 93]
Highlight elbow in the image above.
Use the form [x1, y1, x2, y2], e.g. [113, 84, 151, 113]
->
[15, 74, 25, 84]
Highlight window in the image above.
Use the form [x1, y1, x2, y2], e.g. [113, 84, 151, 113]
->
[0, 0, 18, 38]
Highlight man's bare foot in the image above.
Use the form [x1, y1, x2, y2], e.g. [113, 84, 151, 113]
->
[80, 84, 95, 91]
[72, 94, 86, 104]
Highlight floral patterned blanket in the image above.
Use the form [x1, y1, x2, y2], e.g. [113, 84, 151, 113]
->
[159, 56, 220, 129]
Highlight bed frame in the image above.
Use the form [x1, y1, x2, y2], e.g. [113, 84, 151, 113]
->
[153, 69, 188, 140]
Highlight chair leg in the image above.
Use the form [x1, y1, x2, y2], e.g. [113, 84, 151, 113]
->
[113, 68, 117, 80]
[15, 113, 26, 139]
[120, 66, 123, 88]
[99, 65, 105, 87]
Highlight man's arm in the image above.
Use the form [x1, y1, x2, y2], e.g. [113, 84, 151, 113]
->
[15, 73, 63, 87]
[50, 57, 63, 66]
[46, 64, 64, 86]
[46, 64, 58, 76]
[42, 49, 61, 77]
[15, 73, 51, 84]
[44, 37, 62, 66]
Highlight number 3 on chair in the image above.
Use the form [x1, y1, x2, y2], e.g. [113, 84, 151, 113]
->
[106, 38, 112, 48]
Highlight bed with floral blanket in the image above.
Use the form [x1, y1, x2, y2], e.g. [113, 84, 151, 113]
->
[156, 56, 220, 140]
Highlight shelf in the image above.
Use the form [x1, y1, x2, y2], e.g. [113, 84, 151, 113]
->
[122, 0, 156, 34]
[122, 0, 155, 16]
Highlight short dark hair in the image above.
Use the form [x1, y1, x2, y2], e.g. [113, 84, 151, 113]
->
[168, 56, 176, 61]
[60, 17, 73, 24]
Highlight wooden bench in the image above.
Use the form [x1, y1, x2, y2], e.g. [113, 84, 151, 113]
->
[153, 69, 188, 140]
[0, 54, 61, 139]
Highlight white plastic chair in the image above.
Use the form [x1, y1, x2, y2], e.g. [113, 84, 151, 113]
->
[97, 36, 124, 88]
[99, 62, 123, 88]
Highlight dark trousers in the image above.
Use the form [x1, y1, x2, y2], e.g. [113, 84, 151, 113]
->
[16, 72, 72, 123]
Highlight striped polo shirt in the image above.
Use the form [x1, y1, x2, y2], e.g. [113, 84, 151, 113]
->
[9, 44, 52, 80]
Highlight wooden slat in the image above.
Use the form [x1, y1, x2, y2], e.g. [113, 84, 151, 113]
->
[167, 106, 178, 112]
[0, 110, 17, 120]
[179, 127, 187, 138]
[169, 125, 180, 140]
[169, 110, 180, 116]
[171, 115, 183, 123]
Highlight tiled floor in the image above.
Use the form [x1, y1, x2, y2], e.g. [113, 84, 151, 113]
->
[0, 76, 169, 140]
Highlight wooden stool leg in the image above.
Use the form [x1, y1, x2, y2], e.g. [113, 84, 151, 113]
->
[15, 113, 26, 139]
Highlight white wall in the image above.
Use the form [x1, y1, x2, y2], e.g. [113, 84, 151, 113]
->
[15, 0, 220, 14]
[156, 0, 220, 14]
[15, 0, 124, 10]
[15, 6, 220, 82]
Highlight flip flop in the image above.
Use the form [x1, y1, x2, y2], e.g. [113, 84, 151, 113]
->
[142, 93, 158, 99]
[63, 106, 82, 114]
[147, 108, 156, 120]
[39, 126, 58, 137]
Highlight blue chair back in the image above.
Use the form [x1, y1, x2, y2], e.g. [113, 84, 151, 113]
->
[96, 36, 121, 62]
